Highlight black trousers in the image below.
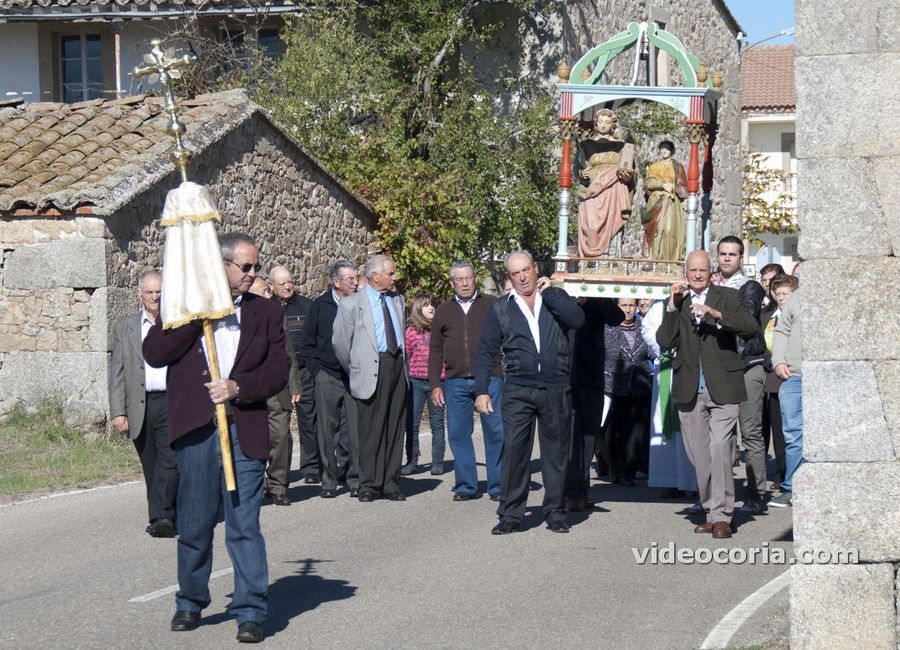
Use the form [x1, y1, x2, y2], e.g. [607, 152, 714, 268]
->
[315, 371, 359, 491]
[763, 392, 786, 483]
[295, 367, 319, 479]
[498, 384, 571, 524]
[566, 385, 605, 499]
[355, 352, 407, 495]
[134, 391, 178, 523]
[605, 393, 651, 482]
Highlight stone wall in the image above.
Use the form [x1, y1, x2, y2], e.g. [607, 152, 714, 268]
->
[0, 111, 375, 423]
[517, 0, 743, 252]
[0, 218, 112, 424]
[791, 1, 900, 648]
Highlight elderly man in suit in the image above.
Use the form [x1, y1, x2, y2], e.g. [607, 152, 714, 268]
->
[109, 270, 178, 537]
[656, 250, 759, 539]
[299, 260, 361, 499]
[332, 254, 407, 503]
[144, 232, 290, 644]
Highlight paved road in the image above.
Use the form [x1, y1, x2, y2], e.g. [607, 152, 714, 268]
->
[0, 426, 791, 649]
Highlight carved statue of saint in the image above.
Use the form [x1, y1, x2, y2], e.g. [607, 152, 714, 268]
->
[641, 140, 688, 261]
[577, 108, 635, 257]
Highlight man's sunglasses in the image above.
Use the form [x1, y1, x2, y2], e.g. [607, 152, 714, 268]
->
[227, 260, 262, 274]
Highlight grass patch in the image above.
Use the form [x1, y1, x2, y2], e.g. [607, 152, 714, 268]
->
[0, 404, 141, 499]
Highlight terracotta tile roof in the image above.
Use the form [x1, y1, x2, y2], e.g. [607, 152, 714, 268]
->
[0, 88, 374, 216]
[0, 89, 252, 214]
[741, 45, 795, 113]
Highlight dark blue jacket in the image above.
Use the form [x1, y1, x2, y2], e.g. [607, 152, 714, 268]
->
[474, 287, 584, 394]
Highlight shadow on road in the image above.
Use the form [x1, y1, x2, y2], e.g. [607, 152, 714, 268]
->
[267, 558, 356, 637]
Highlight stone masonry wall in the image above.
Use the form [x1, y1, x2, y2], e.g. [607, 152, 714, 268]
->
[106, 112, 375, 301]
[517, 0, 743, 253]
[791, 1, 900, 648]
[0, 217, 113, 424]
[0, 112, 375, 424]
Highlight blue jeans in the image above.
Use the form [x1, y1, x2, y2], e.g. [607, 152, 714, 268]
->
[779, 375, 803, 493]
[406, 378, 446, 467]
[174, 423, 268, 624]
[445, 376, 504, 496]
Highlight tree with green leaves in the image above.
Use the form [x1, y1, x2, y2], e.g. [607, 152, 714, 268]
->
[741, 151, 796, 245]
[249, 0, 556, 295]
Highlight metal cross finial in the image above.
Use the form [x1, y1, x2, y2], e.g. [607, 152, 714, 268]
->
[131, 39, 197, 182]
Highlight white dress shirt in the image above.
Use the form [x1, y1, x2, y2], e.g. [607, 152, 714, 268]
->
[511, 290, 543, 354]
[202, 296, 242, 381]
[455, 292, 478, 315]
[141, 311, 168, 391]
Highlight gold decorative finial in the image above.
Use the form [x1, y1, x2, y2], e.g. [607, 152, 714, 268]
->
[696, 64, 708, 87]
[711, 70, 723, 91]
[557, 60, 570, 82]
[131, 39, 197, 183]
[639, 12, 648, 22]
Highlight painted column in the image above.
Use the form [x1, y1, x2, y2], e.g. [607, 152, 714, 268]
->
[684, 121, 704, 253]
[557, 118, 576, 258]
[556, 62, 574, 260]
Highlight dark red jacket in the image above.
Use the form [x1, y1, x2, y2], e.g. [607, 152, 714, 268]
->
[143, 292, 290, 459]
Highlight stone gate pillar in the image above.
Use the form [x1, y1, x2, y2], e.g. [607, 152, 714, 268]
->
[791, 1, 900, 647]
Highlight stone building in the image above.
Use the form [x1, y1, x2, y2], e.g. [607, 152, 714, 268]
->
[0, 88, 376, 423]
[791, 0, 900, 647]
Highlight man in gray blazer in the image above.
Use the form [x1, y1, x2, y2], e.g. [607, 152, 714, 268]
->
[656, 251, 759, 539]
[109, 271, 178, 537]
[333, 254, 407, 502]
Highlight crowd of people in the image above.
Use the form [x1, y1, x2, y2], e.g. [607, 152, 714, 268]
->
[108, 232, 803, 641]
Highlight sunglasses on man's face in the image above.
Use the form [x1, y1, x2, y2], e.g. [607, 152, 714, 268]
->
[228, 260, 262, 274]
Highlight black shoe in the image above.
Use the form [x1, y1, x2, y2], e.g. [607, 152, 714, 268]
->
[149, 518, 176, 538]
[171, 610, 200, 632]
[400, 462, 418, 476]
[320, 489, 338, 499]
[430, 465, 444, 475]
[303, 475, 320, 485]
[357, 490, 377, 502]
[349, 488, 359, 498]
[453, 492, 475, 502]
[385, 491, 406, 501]
[236, 621, 264, 643]
[546, 519, 570, 533]
[491, 520, 520, 535]
[488, 492, 501, 502]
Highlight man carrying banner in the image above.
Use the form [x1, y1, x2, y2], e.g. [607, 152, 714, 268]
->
[145, 227, 289, 643]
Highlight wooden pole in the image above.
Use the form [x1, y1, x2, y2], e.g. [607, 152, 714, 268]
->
[202, 320, 237, 492]
[132, 41, 236, 492]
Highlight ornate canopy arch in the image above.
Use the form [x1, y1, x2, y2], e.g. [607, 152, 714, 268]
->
[552, 17, 723, 298]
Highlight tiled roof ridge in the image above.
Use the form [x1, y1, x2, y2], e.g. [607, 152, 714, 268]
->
[0, 88, 377, 218]
[0, 89, 253, 215]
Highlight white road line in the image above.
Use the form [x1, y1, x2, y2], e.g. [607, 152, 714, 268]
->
[129, 567, 234, 603]
[700, 569, 790, 650]
[0, 481, 141, 509]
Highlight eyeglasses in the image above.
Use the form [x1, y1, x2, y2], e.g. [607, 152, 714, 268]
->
[451, 275, 475, 283]
[227, 260, 262, 274]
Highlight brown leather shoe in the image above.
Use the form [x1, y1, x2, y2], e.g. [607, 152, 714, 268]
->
[712, 522, 733, 539]
[273, 493, 291, 506]
[694, 522, 714, 534]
